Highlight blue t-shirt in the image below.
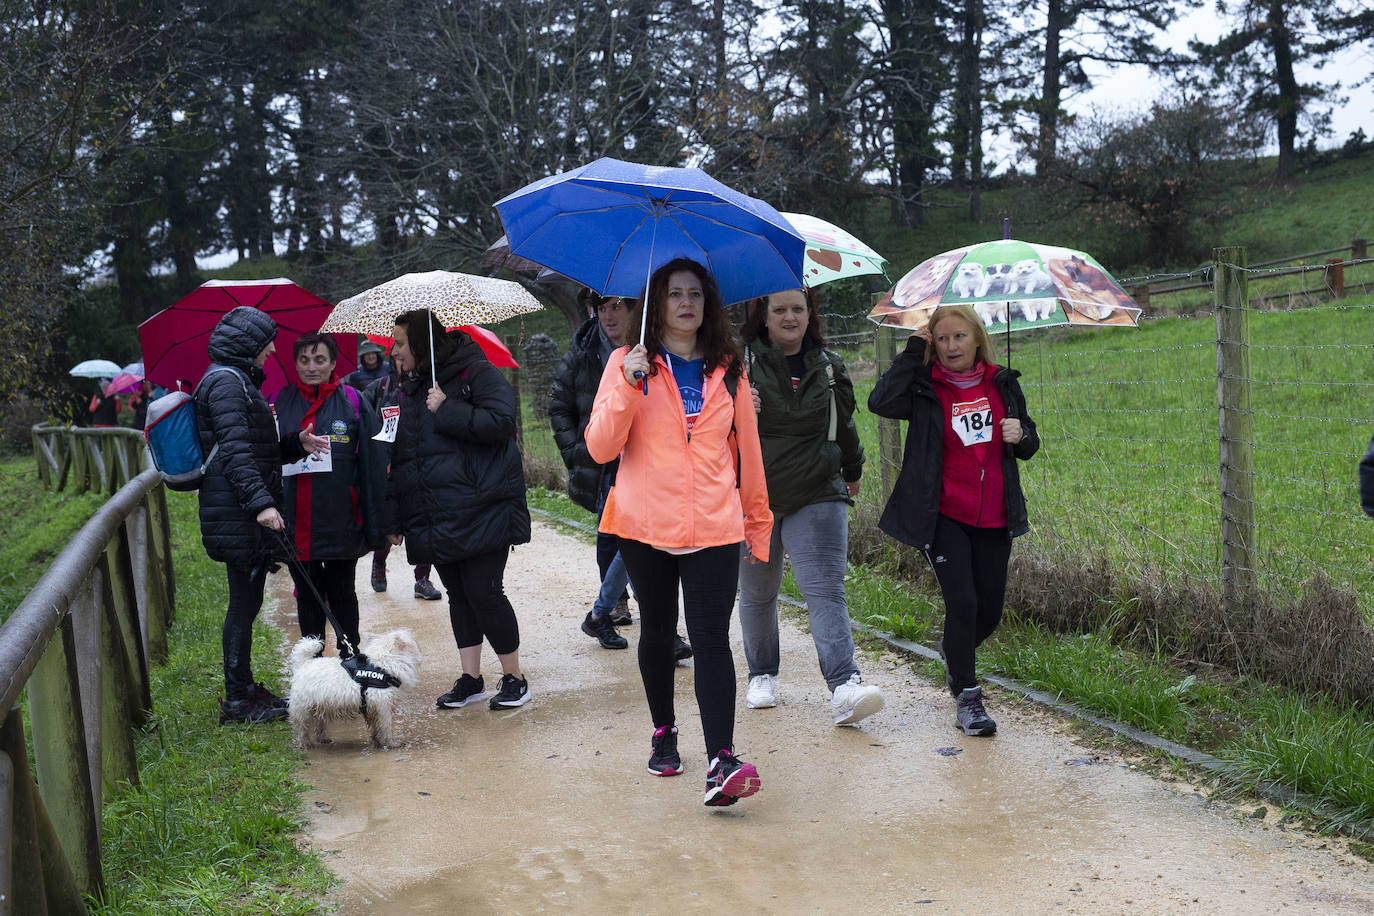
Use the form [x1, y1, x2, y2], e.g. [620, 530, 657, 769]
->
[665, 350, 705, 435]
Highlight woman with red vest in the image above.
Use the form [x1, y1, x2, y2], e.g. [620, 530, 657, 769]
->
[868, 304, 1039, 737]
[585, 257, 773, 808]
[272, 331, 388, 655]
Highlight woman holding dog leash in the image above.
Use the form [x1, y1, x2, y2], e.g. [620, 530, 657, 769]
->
[196, 306, 331, 725]
[867, 304, 1038, 737]
[385, 310, 533, 711]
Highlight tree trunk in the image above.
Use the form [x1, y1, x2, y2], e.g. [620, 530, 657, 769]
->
[1267, 0, 1298, 180]
[1037, 0, 1064, 175]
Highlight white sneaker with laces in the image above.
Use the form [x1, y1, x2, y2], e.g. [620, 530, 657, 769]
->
[831, 673, 884, 726]
[746, 674, 777, 709]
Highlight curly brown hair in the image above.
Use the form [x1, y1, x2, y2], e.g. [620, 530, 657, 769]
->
[626, 258, 741, 382]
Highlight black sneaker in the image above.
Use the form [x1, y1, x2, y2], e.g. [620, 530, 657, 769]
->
[673, 634, 693, 661]
[488, 673, 531, 709]
[648, 725, 682, 776]
[609, 597, 633, 626]
[219, 696, 288, 725]
[436, 674, 487, 708]
[371, 560, 387, 592]
[703, 749, 760, 806]
[581, 612, 628, 650]
[251, 682, 289, 710]
[414, 578, 442, 600]
[955, 686, 997, 736]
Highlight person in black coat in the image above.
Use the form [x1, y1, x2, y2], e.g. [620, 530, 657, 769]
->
[868, 304, 1038, 738]
[196, 306, 330, 725]
[272, 331, 388, 655]
[1361, 434, 1374, 518]
[386, 309, 532, 711]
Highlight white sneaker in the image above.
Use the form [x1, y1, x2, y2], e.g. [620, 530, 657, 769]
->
[831, 673, 884, 726]
[746, 674, 777, 709]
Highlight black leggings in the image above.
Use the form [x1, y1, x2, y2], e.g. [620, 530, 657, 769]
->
[618, 539, 740, 759]
[433, 548, 520, 655]
[922, 514, 1012, 696]
[223, 561, 269, 701]
[287, 558, 360, 653]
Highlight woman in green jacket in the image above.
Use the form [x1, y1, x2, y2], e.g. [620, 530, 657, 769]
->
[738, 286, 884, 726]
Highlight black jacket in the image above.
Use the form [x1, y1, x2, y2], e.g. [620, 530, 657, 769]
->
[272, 382, 388, 560]
[548, 316, 618, 512]
[195, 307, 306, 564]
[746, 337, 864, 516]
[1361, 434, 1374, 518]
[386, 333, 531, 564]
[867, 335, 1039, 548]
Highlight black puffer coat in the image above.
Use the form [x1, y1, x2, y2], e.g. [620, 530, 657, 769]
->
[195, 306, 306, 564]
[548, 316, 618, 512]
[386, 333, 531, 564]
[746, 337, 864, 516]
[867, 335, 1039, 549]
[272, 382, 387, 560]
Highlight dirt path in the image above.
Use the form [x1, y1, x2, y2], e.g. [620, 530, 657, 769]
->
[266, 520, 1372, 914]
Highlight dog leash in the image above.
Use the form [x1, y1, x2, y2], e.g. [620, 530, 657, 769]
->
[272, 529, 401, 693]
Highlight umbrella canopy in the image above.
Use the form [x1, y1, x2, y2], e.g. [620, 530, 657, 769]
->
[105, 373, 143, 396]
[364, 325, 519, 369]
[69, 358, 123, 379]
[781, 212, 888, 287]
[322, 271, 543, 337]
[868, 239, 1142, 334]
[481, 234, 568, 284]
[492, 157, 807, 306]
[138, 278, 357, 398]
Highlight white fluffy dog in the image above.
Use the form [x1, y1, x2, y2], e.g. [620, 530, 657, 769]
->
[288, 629, 422, 750]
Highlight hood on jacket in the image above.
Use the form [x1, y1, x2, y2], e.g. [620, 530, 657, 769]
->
[207, 306, 278, 371]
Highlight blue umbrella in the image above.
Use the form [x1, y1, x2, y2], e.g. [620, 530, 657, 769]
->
[492, 157, 806, 308]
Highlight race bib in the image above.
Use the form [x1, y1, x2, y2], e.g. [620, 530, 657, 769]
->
[950, 396, 994, 447]
[373, 405, 399, 443]
[283, 450, 333, 477]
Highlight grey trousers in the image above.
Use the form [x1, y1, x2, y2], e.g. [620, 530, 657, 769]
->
[738, 499, 859, 691]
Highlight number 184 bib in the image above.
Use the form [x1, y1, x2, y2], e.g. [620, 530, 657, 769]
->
[951, 397, 994, 447]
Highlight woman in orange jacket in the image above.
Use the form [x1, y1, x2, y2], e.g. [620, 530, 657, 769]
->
[586, 257, 773, 808]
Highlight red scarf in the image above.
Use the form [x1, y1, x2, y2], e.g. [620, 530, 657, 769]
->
[293, 378, 339, 559]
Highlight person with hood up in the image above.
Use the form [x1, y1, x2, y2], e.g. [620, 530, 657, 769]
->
[196, 306, 330, 725]
[345, 338, 390, 389]
[272, 331, 388, 655]
[386, 309, 533, 711]
[867, 304, 1039, 737]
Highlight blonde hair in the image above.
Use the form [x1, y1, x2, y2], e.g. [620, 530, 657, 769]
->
[923, 305, 997, 367]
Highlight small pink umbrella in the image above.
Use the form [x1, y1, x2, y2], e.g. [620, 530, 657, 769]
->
[139, 278, 357, 397]
[364, 324, 519, 369]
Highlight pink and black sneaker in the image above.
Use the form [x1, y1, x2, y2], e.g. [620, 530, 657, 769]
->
[648, 725, 683, 776]
[703, 749, 760, 806]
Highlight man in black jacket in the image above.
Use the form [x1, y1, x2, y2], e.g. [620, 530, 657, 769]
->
[196, 307, 330, 724]
[548, 289, 692, 659]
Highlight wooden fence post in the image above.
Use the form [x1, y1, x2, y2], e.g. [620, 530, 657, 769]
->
[1214, 247, 1256, 613]
[1353, 238, 1367, 261]
[1325, 259, 1345, 298]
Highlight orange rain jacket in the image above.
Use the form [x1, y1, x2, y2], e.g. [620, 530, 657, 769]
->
[585, 347, 773, 562]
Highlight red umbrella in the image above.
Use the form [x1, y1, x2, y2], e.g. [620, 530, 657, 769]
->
[138, 278, 357, 398]
[363, 324, 519, 369]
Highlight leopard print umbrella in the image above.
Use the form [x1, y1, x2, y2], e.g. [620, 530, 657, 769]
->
[322, 270, 543, 336]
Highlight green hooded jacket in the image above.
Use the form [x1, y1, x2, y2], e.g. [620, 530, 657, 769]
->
[746, 338, 864, 516]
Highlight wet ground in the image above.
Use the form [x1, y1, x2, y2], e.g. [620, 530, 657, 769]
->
[266, 520, 1373, 915]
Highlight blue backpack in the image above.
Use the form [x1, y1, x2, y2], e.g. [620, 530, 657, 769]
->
[143, 367, 248, 491]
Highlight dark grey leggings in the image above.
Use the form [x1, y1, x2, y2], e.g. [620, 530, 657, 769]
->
[223, 561, 268, 701]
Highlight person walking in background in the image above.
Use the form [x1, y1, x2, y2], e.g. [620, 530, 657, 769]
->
[585, 258, 772, 807]
[1361, 434, 1374, 518]
[196, 306, 330, 724]
[549, 287, 693, 660]
[272, 331, 388, 655]
[363, 356, 443, 601]
[386, 309, 532, 711]
[89, 382, 120, 427]
[868, 304, 1038, 737]
[345, 338, 390, 389]
[738, 287, 884, 726]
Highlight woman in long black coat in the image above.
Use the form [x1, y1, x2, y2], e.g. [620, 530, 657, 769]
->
[386, 310, 532, 712]
[196, 306, 330, 725]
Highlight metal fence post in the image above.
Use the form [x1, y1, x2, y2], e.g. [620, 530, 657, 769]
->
[1214, 246, 1256, 612]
